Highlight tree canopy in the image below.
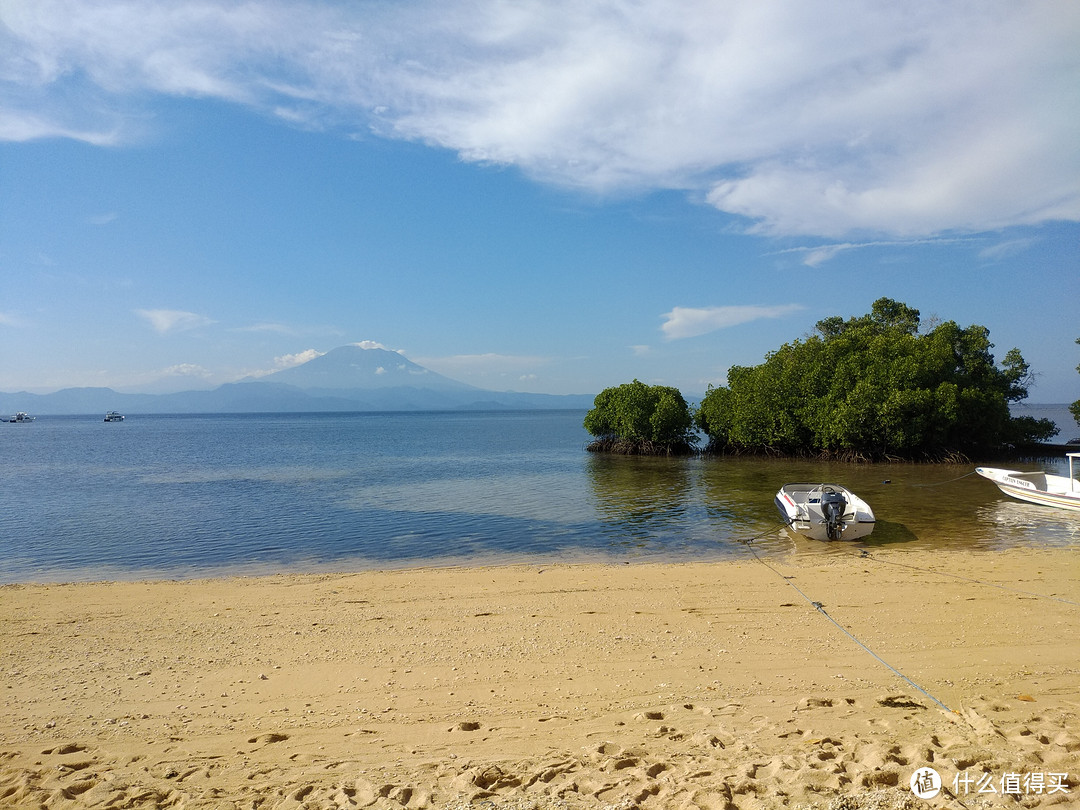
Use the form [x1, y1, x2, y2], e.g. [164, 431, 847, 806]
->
[694, 298, 1057, 460]
[584, 380, 697, 455]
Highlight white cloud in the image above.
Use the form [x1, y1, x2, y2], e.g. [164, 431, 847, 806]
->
[274, 349, 324, 369]
[351, 340, 393, 351]
[240, 349, 323, 380]
[135, 308, 214, 334]
[3, 1, 1078, 237]
[161, 363, 212, 379]
[775, 237, 976, 267]
[979, 237, 1039, 262]
[661, 304, 804, 340]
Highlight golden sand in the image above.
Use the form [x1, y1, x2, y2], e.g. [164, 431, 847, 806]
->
[2, 546, 1078, 808]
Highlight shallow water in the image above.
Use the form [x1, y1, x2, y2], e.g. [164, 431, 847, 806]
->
[2, 411, 1077, 583]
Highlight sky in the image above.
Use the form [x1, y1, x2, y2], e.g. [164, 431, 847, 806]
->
[1, 0, 1078, 403]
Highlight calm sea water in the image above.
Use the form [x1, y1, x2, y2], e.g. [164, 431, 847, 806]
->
[2, 410, 1078, 584]
[1010, 402, 1080, 444]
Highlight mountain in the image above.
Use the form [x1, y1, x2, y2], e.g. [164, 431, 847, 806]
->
[249, 345, 478, 392]
[0, 345, 595, 414]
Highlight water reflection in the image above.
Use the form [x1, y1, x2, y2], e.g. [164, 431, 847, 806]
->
[5, 412, 1077, 583]
[585, 453, 1080, 559]
[585, 455, 698, 552]
[975, 500, 1080, 548]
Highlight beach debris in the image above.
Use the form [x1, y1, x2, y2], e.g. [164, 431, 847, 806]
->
[876, 696, 926, 710]
[247, 732, 289, 744]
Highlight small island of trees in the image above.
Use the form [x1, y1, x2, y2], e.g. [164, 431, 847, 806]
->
[584, 298, 1062, 461]
[584, 380, 697, 455]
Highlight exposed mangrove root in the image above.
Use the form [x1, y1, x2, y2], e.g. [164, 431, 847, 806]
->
[586, 437, 698, 456]
[700, 443, 973, 464]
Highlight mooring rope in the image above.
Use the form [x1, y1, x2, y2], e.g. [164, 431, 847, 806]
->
[856, 550, 1080, 607]
[738, 535, 955, 714]
[907, 470, 979, 487]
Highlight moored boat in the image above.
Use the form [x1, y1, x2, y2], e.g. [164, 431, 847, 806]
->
[2, 412, 35, 423]
[775, 482, 876, 541]
[975, 453, 1080, 512]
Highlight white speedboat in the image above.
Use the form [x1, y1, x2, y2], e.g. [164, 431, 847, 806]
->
[104, 411, 125, 422]
[775, 483, 876, 541]
[975, 453, 1080, 512]
[2, 412, 35, 423]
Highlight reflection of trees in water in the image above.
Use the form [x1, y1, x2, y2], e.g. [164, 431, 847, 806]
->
[696, 458, 791, 548]
[586, 455, 693, 525]
[585, 453, 1080, 556]
[585, 455, 698, 551]
[585, 455, 782, 555]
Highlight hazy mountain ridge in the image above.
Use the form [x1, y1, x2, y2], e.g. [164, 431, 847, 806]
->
[0, 346, 595, 414]
[244, 345, 479, 392]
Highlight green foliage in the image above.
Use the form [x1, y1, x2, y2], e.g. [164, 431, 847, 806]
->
[694, 298, 1057, 459]
[584, 380, 697, 455]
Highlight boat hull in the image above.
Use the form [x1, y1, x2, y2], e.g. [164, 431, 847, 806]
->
[975, 466, 1080, 513]
[775, 483, 876, 541]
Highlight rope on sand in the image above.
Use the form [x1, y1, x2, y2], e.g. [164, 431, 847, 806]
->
[738, 535, 955, 714]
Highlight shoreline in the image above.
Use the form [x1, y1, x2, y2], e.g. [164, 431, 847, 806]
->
[3, 547, 1078, 808]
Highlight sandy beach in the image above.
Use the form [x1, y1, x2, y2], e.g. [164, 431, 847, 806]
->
[2, 546, 1078, 809]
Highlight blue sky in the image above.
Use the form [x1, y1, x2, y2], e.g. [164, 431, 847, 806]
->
[1, 0, 1078, 402]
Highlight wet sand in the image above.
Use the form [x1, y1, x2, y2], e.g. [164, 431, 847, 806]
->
[2, 546, 1078, 808]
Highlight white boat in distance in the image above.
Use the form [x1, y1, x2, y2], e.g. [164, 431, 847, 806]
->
[104, 411, 125, 422]
[2, 412, 35, 423]
[775, 483, 877, 541]
[976, 453, 1080, 512]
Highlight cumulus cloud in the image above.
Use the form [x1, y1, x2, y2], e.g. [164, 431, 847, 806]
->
[274, 349, 324, 369]
[135, 308, 214, 334]
[661, 304, 804, 340]
[3, 1, 1077, 237]
[351, 340, 394, 351]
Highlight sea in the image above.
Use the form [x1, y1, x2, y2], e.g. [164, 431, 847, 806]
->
[2, 408, 1078, 584]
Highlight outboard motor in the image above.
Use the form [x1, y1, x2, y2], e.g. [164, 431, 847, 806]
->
[819, 488, 848, 541]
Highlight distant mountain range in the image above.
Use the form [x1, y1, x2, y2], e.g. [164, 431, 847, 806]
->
[0, 345, 595, 415]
